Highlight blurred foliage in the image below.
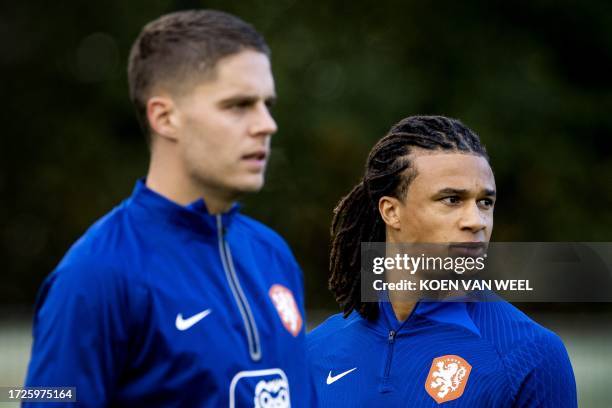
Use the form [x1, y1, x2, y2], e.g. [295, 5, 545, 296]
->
[1, 0, 611, 310]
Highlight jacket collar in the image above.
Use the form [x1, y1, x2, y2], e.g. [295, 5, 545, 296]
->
[379, 300, 481, 338]
[126, 178, 241, 232]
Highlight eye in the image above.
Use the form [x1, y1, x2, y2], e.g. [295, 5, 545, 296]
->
[478, 198, 495, 209]
[231, 100, 251, 110]
[440, 196, 461, 205]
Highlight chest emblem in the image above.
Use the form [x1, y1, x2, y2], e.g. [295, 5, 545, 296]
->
[326, 367, 357, 384]
[425, 354, 472, 404]
[254, 377, 290, 407]
[230, 368, 290, 408]
[268, 284, 303, 337]
[175, 308, 212, 331]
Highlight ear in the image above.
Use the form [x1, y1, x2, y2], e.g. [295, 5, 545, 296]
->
[379, 196, 402, 230]
[146, 95, 180, 142]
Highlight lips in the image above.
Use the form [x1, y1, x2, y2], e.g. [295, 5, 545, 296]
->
[241, 150, 267, 161]
[448, 242, 487, 257]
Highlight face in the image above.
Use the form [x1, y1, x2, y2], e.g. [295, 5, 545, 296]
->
[383, 152, 496, 244]
[173, 49, 277, 201]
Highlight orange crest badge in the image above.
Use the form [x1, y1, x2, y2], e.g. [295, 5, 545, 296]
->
[269, 284, 303, 337]
[425, 355, 472, 404]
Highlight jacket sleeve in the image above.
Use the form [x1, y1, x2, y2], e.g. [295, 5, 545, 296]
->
[23, 256, 134, 408]
[512, 331, 577, 408]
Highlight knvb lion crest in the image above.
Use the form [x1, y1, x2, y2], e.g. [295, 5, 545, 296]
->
[425, 355, 472, 404]
[269, 284, 303, 337]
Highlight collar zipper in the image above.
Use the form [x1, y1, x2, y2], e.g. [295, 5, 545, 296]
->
[378, 303, 420, 393]
[378, 329, 396, 393]
[216, 215, 262, 361]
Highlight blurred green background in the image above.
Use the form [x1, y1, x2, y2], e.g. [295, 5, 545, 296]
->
[1, 0, 611, 406]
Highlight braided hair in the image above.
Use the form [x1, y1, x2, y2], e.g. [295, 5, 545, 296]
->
[329, 115, 489, 320]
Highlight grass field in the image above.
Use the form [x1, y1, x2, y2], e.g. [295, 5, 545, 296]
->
[1, 311, 610, 407]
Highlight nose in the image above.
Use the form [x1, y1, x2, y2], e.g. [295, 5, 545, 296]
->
[458, 202, 488, 235]
[250, 103, 278, 137]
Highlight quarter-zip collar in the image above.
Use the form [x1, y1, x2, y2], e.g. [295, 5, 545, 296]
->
[378, 300, 481, 338]
[127, 179, 241, 233]
[128, 179, 262, 361]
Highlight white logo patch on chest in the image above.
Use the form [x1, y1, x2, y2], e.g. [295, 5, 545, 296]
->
[254, 377, 290, 408]
[229, 368, 291, 408]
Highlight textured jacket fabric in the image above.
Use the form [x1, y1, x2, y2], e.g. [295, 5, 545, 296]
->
[25, 180, 310, 407]
[308, 300, 576, 407]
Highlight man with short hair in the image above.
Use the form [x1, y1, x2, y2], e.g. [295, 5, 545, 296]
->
[25, 10, 309, 407]
[308, 115, 577, 407]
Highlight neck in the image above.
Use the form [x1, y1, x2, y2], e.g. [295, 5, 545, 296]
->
[384, 231, 417, 321]
[146, 145, 234, 214]
[389, 297, 416, 321]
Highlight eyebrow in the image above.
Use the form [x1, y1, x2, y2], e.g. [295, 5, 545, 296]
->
[436, 188, 496, 197]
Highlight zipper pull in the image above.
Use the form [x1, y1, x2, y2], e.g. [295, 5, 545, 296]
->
[388, 330, 396, 343]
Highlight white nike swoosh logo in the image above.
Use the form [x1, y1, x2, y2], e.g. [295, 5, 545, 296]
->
[175, 309, 212, 331]
[326, 367, 357, 385]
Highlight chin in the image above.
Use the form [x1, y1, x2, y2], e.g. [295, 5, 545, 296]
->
[234, 176, 265, 193]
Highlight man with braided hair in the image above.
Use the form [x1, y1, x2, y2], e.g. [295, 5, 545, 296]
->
[307, 115, 576, 407]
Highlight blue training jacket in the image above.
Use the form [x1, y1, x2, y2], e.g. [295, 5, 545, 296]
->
[25, 180, 311, 407]
[308, 300, 577, 407]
